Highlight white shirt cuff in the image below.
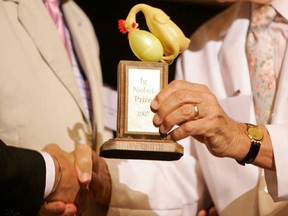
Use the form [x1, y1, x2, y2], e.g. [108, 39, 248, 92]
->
[40, 151, 55, 199]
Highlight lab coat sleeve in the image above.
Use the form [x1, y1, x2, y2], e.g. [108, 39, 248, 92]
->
[265, 124, 288, 201]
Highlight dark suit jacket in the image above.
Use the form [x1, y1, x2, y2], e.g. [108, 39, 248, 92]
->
[0, 140, 46, 216]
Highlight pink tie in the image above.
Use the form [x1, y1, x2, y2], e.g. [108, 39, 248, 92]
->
[44, 0, 93, 122]
[44, 0, 71, 61]
[246, 5, 277, 124]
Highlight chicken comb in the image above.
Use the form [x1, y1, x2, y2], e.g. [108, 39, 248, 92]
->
[118, 19, 127, 34]
[132, 22, 137, 29]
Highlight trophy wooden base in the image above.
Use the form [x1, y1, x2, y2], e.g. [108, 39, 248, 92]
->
[100, 138, 184, 161]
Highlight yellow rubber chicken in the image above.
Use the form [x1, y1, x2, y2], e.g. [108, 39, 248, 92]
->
[118, 3, 190, 65]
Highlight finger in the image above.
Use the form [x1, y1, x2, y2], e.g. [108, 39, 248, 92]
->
[159, 91, 224, 139]
[74, 144, 92, 184]
[151, 80, 188, 112]
[208, 206, 218, 216]
[158, 103, 201, 135]
[39, 202, 77, 216]
[39, 201, 66, 215]
[167, 118, 208, 141]
[152, 88, 204, 128]
[197, 210, 208, 216]
[151, 80, 206, 111]
[63, 203, 77, 216]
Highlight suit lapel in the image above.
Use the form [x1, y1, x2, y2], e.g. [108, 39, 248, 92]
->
[16, 0, 88, 120]
[63, 1, 104, 147]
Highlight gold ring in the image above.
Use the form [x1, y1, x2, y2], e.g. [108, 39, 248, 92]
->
[193, 105, 199, 118]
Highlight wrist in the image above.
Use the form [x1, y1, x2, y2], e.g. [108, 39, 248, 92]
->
[236, 123, 251, 160]
[236, 123, 263, 165]
[253, 125, 275, 170]
[50, 155, 62, 195]
[228, 123, 250, 160]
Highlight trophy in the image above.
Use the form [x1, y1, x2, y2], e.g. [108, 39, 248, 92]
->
[99, 4, 190, 161]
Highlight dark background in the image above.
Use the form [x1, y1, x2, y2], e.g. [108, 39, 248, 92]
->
[75, 0, 228, 89]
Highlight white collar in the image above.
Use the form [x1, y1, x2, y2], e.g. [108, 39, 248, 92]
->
[270, 0, 288, 21]
[251, 1, 288, 22]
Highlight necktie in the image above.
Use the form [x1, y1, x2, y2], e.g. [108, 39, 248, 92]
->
[44, 0, 70, 59]
[246, 5, 277, 124]
[44, 0, 93, 123]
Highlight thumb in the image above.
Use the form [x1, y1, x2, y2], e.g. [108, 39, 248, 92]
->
[74, 144, 92, 184]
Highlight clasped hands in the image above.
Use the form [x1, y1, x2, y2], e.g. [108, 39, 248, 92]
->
[39, 144, 111, 216]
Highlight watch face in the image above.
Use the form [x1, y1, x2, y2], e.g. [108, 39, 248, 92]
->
[248, 127, 264, 141]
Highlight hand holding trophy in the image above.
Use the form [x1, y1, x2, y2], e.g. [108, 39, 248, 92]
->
[100, 3, 190, 161]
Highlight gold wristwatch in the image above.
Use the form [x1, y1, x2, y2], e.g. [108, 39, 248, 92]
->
[237, 123, 263, 165]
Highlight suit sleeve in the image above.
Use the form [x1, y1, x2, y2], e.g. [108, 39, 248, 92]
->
[0, 140, 46, 216]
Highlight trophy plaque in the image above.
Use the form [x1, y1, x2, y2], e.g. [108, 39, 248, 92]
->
[100, 60, 183, 161]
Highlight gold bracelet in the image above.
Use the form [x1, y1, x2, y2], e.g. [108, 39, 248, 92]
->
[50, 155, 62, 195]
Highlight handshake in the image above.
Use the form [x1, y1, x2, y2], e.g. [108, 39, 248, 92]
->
[40, 144, 111, 216]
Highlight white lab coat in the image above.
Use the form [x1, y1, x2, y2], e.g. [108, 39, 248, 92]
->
[105, 2, 288, 216]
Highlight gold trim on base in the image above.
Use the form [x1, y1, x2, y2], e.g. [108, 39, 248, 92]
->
[100, 138, 183, 161]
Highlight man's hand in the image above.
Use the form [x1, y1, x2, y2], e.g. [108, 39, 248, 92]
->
[150, 80, 246, 159]
[39, 202, 77, 216]
[198, 206, 218, 216]
[39, 144, 85, 216]
[43, 144, 80, 203]
[89, 151, 111, 205]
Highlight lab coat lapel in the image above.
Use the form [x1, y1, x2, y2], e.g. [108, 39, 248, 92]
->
[218, 3, 252, 97]
[271, 47, 288, 124]
[16, 0, 87, 119]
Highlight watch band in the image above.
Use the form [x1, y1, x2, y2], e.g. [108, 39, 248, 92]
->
[236, 123, 263, 166]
